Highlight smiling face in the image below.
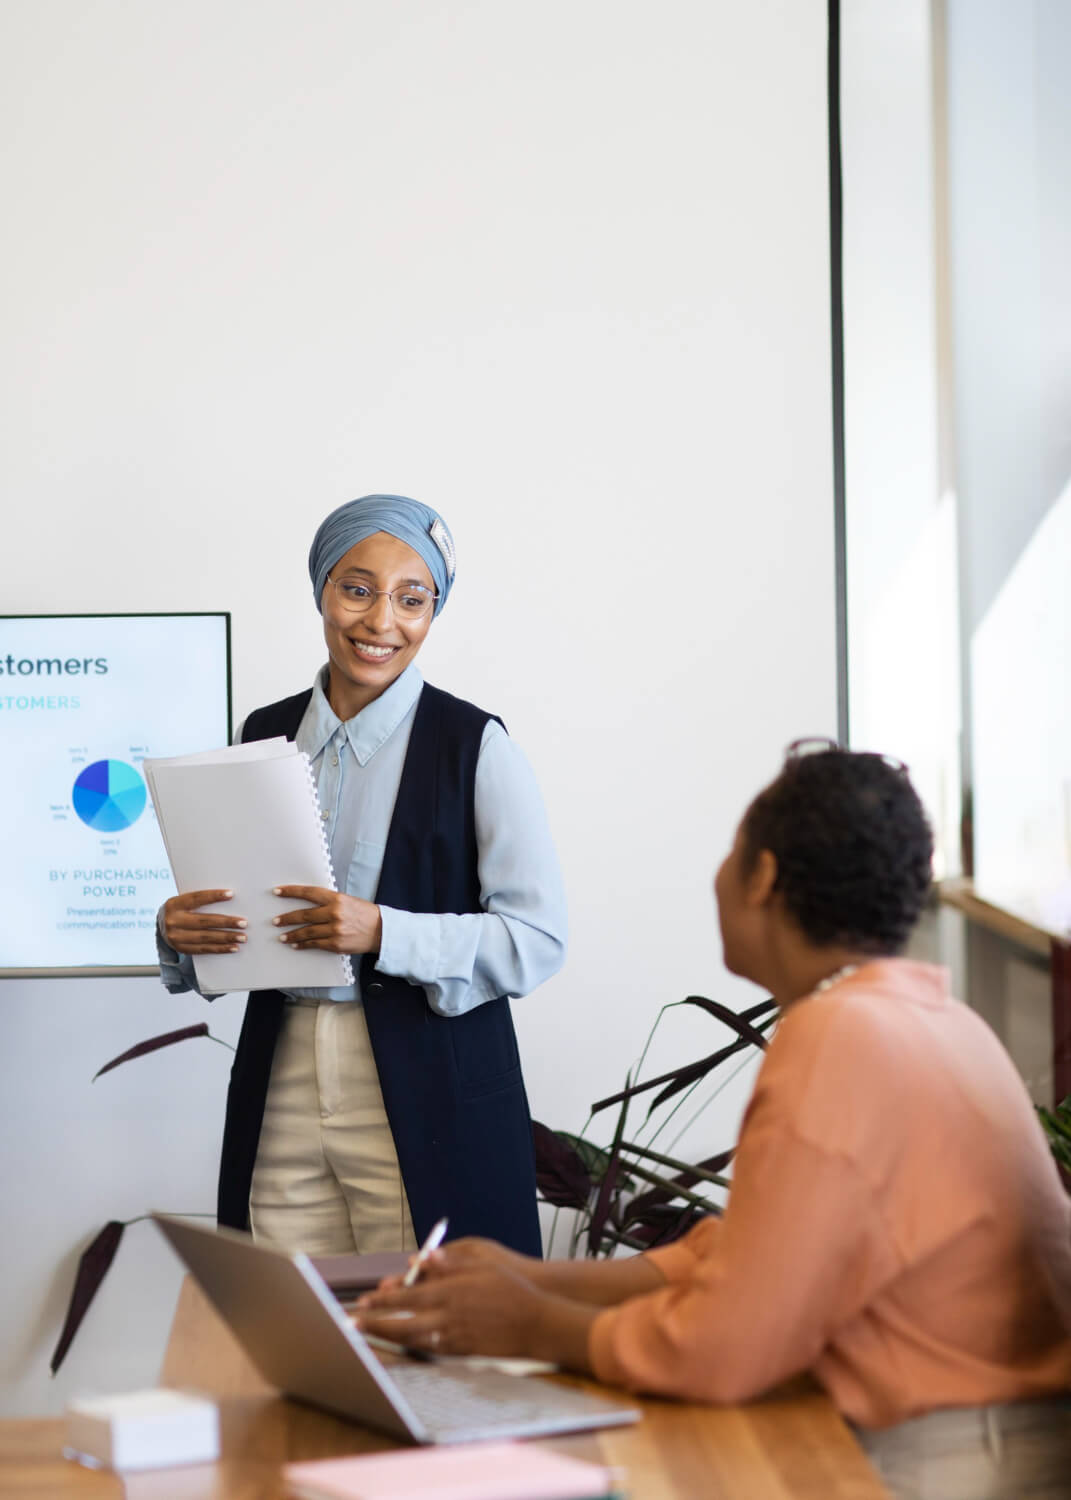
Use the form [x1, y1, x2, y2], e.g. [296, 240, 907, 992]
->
[320, 531, 436, 720]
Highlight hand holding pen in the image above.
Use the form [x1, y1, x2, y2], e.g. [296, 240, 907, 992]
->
[356, 1218, 450, 1360]
[403, 1216, 449, 1288]
[357, 1232, 561, 1363]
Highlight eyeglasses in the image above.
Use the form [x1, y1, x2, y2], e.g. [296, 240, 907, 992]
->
[326, 574, 438, 621]
[786, 737, 844, 759]
[785, 737, 909, 774]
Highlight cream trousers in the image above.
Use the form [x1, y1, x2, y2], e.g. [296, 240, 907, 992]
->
[249, 1000, 417, 1255]
[855, 1396, 1071, 1500]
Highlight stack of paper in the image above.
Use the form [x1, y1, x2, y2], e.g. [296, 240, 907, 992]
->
[145, 738, 353, 993]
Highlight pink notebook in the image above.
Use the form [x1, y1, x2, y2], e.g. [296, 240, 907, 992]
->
[283, 1440, 622, 1500]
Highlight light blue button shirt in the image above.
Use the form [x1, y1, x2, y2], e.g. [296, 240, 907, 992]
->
[157, 665, 567, 1016]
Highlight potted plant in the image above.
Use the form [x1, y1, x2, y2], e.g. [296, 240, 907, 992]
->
[533, 992, 778, 1257]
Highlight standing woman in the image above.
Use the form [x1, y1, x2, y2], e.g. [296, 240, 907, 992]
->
[157, 494, 566, 1257]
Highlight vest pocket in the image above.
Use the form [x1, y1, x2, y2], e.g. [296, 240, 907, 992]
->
[446, 1000, 522, 1094]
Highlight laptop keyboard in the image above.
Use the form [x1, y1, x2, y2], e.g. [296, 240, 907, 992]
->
[391, 1362, 615, 1436]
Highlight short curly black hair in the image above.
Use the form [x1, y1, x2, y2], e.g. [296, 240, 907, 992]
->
[739, 745, 933, 954]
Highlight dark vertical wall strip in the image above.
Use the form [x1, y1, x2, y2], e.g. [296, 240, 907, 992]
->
[827, 0, 849, 742]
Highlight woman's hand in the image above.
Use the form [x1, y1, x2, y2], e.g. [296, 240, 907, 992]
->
[161, 890, 247, 955]
[357, 1251, 597, 1367]
[371, 1238, 540, 1296]
[272, 886, 383, 954]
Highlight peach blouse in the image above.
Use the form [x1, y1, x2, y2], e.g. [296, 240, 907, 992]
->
[589, 960, 1071, 1427]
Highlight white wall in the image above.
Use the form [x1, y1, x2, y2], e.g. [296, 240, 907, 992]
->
[0, 0, 836, 1415]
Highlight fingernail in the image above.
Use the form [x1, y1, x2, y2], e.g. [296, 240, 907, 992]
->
[272, 887, 282, 895]
[272, 917, 281, 926]
[279, 935, 289, 943]
[236, 935, 246, 943]
[223, 889, 234, 897]
[236, 919, 247, 928]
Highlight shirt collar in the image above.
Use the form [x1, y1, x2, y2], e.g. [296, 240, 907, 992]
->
[298, 664, 423, 766]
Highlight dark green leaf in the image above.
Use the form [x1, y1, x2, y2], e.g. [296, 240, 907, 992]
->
[50, 1221, 125, 1375]
[681, 994, 772, 1051]
[1038, 1106, 1071, 1145]
[554, 1132, 612, 1184]
[532, 1122, 592, 1209]
[608, 1157, 718, 1211]
[93, 1024, 215, 1081]
[619, 1203, 712, 1248]
[551, 1132, 637, 1191]
[591, 1000, 777, 1118]
[619, 1140, 733, 1183]
[620, 1146, 734, 1225]
[587, 1076, 631, 1257]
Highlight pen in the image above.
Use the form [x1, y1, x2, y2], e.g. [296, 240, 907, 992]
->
[402, 1216, 449, 1288]
[363, 1332, 435, 1363]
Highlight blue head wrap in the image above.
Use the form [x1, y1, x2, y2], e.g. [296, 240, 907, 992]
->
[308, 494, 457, 617]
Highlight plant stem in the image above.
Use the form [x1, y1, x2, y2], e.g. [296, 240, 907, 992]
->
[614, 1159, 721, 1209]
[122, 1213, 215, 1227]
[617, 1140, 731, 1188]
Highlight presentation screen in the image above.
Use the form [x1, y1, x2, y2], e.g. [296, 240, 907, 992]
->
[1, 613, 231, 976]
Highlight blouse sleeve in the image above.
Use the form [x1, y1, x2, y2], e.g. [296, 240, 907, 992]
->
[587, 1120, 899, 1403]
[374, 721, 567, 1016]
[155, 917, 220, 999]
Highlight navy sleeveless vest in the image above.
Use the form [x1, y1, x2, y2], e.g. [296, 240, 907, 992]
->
[216, 681, 542, 1256]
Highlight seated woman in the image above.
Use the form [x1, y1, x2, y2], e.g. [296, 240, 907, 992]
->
[359, 742, 1071, 1500]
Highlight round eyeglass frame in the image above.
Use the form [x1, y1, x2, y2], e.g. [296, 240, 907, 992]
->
[325, 573, 439, 621]
[785, 737, 909, 774]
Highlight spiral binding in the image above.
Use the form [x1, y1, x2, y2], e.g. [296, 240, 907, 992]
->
[299, 750, 354, 984]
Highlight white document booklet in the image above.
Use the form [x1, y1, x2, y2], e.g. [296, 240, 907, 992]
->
[144, 738, 354, 994]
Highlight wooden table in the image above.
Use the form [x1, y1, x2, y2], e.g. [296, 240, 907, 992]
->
[0, 1278, 888, 1497]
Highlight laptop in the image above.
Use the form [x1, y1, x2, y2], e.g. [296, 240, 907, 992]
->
[153, 1214, 641, 1445]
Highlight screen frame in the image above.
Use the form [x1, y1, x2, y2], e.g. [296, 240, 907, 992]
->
[0, 609, 233, 979]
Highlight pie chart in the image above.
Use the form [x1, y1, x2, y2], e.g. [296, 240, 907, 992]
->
[72, 759, 147, 832]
